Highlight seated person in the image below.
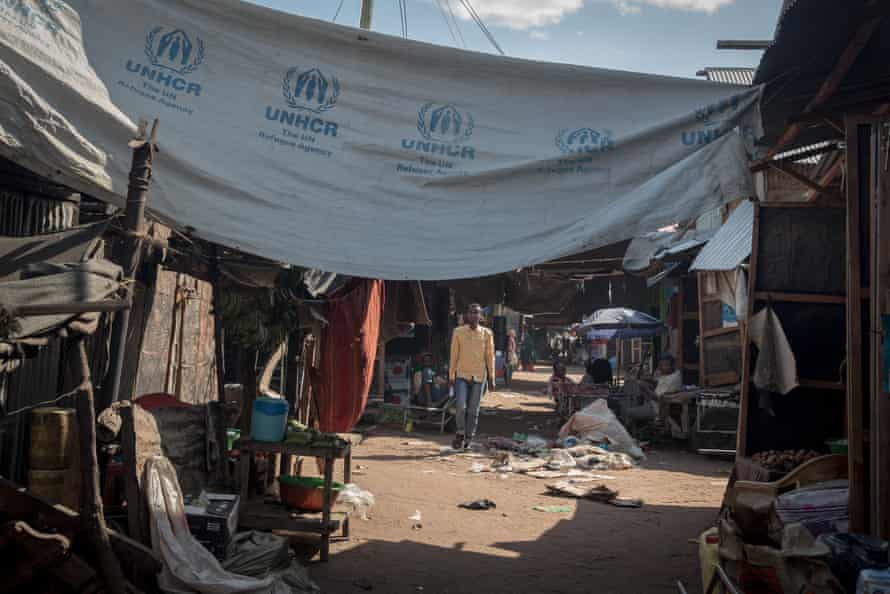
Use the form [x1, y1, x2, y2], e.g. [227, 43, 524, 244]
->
[581, 358, 613, 386]
[412, 354, 448, 407]
[620, 354, 682, 424]
[547, 361, 575, 400]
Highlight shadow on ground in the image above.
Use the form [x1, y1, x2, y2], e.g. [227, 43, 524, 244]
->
[311, 498, 714, 594]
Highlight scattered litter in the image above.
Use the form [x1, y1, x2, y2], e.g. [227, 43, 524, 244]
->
[533, 505, 573, 513]
[469, 462, 488, 473]
[526, 469, 610, 480]
[410, 510, 423, 529]
[458, 499, 497, 510]
[546, 450, 577, 471]
[340, 484, 376, 520]
[403, 440, 429, 447]
[439, 446, 458, 456]
[546, 481, 644, 509]
[421, 470, 436, 474]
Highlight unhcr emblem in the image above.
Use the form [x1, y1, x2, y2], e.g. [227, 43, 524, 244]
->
[145, 26, 204, 75]
[417, 103, 474, 143]
[282, 67, 340, 113]
[556, 128, 615, 154]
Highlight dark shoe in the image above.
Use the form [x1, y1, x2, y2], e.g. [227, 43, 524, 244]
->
[463, 437, 474, 450]
[452, 434, 465, 450]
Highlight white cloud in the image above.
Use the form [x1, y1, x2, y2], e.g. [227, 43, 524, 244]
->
[450, 0, 584, 30]
[529, 29, 551, 40]
[447, 0, 733, 31]
[610, 0, 734, 14]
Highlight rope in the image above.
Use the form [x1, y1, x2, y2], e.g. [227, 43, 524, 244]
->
[2, 384, 83, 418]
[332, 0, 346, 22]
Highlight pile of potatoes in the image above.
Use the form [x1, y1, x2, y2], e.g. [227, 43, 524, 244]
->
[752, 449, 822, 473]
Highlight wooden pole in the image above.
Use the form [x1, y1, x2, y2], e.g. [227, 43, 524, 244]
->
[69, 338, 127, 594]
[211, 245, 227, 402]
[846, 116, 867, 533]
[104, 120, 157, 408]
[359, 0, 373, 30]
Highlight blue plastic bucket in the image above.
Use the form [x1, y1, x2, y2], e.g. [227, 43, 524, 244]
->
[250, 397, 289, 442]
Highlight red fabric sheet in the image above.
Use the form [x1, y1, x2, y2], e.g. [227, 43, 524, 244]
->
[312, 279, 384, 433]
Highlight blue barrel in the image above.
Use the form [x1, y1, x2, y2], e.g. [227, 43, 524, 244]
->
[250, 397, 289, 442]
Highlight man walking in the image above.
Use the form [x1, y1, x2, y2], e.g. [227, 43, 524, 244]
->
[449, 303, 495, 450]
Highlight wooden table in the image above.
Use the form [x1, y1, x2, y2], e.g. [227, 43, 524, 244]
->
[236, 438, 352, 561]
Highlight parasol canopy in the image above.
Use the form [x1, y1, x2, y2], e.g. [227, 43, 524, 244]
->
[575, 308, 665, 340]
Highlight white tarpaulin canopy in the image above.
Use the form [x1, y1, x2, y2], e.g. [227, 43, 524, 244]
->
[0, 0, 761, 279]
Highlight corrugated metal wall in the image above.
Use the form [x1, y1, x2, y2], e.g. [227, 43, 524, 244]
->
[0, 159, 81, 482]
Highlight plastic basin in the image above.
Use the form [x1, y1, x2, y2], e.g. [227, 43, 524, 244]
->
[278, 475, 343, 512]
[826, 438, 848, 455]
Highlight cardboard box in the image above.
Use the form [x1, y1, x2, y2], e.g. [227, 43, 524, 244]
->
[184, 492, 239, 560]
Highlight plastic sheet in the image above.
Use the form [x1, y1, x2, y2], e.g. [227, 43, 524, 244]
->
[558, 399, 645, 459]
[145, 456, 317, 593]
[339, 484, 375, 521]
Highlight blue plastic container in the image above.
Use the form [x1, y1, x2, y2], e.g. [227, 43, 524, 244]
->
[250, 397, 289, 442]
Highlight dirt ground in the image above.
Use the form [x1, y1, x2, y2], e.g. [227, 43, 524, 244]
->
[309, 368, 732, 594]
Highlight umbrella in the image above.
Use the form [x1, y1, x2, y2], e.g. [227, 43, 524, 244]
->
[575, 307, 665, 341]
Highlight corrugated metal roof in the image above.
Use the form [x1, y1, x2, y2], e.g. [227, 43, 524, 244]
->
[690, 200, 754, 272]
[697, 67, 755, 86]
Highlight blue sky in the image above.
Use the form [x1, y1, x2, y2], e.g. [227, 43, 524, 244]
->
[247, 0, 781, 79]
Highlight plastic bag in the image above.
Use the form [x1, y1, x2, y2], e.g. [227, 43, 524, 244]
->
[558, 399, 644, 459]
[340, 483, 375, 520]
[857, 568, 890, 593]
[223, 531, 290, 578]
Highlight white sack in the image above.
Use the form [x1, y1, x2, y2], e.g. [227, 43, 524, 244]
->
[0, 0, 760, 279]
[558, 399, 644, 459]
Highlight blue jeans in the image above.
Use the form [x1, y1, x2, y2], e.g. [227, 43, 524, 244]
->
[454, 378, 485, 439]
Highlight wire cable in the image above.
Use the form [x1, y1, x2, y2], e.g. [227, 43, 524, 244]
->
[444, 0, 467, 48]
[434, 0, 460, 46]
[457, 0, 504, 54]
[332, 0, 346, 22]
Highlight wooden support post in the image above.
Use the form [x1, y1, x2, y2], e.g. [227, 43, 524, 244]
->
[104, 120, 157, 409]
[68, 339, 126, 594]
[736, 201, 760, 460]
[320, 454, 334, 562]
[118, 404, 143, 545]
[871, 121, 890, 539]
[211, 245, 226, 403]
[846, 116, 867, 533]
[697, 272, 707, 386]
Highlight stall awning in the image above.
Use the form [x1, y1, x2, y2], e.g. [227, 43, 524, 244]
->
[690, 200, 754, 272]
[0, 0, 760, 280]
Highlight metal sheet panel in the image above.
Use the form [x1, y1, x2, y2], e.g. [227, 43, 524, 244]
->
[690, 200, 755, 272]
[699, 68, 755, 86]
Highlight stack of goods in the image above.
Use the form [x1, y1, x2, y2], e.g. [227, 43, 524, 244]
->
[752, 449, 822, 475]
[285, 420, 346, 449]
[184, 492, 240, 560]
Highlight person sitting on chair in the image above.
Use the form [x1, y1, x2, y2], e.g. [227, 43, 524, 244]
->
[581, 358, 613, 386]
[621, 354, 681, 424]
[413, 353, 448, 408]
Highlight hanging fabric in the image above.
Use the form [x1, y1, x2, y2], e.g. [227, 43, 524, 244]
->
[311, 280, 384, 432]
